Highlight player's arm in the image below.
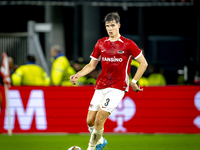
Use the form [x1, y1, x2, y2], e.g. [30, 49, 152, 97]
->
[70, 58, 99, 85]
[131, 54, 148, 92]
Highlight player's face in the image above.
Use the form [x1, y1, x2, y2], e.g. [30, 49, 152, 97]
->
[105, 20, 120, 38]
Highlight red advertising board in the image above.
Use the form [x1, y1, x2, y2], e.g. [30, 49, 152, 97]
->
[0, 85, 200, 133]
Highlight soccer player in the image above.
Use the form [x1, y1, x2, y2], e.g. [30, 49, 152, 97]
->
[70, 12, 148, 150]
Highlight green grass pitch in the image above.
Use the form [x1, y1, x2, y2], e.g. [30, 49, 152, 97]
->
[0, 134, 200, 150]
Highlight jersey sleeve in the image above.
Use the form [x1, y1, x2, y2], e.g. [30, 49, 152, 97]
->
[128, 40, 142, 59]
[90, 40, 101, 61]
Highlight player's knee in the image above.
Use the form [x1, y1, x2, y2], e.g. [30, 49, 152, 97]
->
[86, 117, 94, 127]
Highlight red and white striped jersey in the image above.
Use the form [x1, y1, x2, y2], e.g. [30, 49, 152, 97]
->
[90, 36, 142, 91]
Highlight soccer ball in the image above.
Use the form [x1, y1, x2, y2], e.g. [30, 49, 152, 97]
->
[68, 146, 82, 150]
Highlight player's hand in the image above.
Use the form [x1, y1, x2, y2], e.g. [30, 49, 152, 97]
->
[130, 82, 143, 92]
[70, 74, 80, 85]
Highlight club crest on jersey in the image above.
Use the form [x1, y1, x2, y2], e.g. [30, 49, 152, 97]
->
[118, 50, 124, 54]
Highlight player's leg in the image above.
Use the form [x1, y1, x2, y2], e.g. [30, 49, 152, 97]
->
[95, 109, 110, 130]
[87, 110, 105, 149]
[87, 89, 102, 132]
[87, 110, 97, 134]
[87, 110, 98, 126]
[87, 90, 105, 150]
[87, 88, 125, 150]
[94, 88, 125, 150]
[87, 109, 110, 150]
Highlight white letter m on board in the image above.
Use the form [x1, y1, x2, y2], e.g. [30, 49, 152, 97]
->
[4, 90, 47, 130]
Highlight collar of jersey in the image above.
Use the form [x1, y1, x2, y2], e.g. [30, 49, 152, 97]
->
[105, 36, 123, 43]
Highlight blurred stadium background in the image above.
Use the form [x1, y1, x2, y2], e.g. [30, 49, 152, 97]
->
[0, 0, 199, 84]
[0, 0, 200, 150]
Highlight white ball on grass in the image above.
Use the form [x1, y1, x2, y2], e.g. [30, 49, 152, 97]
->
[68, 146, 82, 150]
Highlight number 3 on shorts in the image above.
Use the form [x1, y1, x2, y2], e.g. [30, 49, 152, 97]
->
[104, 98, 110, 106]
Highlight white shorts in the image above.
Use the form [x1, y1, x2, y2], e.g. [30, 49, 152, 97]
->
[89, 88, 125, 113]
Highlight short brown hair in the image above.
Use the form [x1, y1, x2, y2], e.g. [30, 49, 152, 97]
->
[104, 12, 120, 24]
